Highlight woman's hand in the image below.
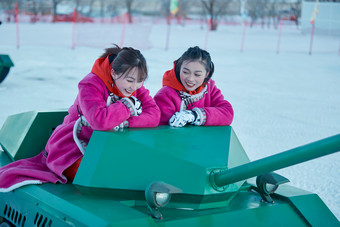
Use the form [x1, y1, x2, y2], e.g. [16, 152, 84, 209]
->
[120, 96, 143, 116]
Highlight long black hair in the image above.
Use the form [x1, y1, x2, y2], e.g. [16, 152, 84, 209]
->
[174, 46, 214, 83]
[100, 44, 148, 82]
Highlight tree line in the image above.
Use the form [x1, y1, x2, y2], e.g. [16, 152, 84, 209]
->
[0, 0, 302, 30]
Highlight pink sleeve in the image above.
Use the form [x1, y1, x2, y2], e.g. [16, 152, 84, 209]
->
[201, 83, 234, 126]
[127, 86, 161, 128]
[154, 87, 181, 125]
[77, 77, 131, 130]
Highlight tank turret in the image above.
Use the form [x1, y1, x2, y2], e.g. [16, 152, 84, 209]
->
[73, 125, 340, 210]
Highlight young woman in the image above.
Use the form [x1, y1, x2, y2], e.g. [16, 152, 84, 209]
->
[0, 45, 160, 192]
[154, 46, 233, 127]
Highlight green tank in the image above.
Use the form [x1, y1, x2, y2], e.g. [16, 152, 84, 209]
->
[0, 110, 339, 226]
[0, 55, 14, 84]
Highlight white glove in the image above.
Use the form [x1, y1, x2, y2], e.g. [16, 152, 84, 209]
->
[169, 110, 197, 127]
[113, 122, 124, 131]
[113, 120, 129, 131]
[121, 96, 142, 116]
[106, 93, 120, 106]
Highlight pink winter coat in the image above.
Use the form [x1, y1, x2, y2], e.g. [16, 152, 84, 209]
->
[0, 70, 160, 192]
[154, 68, 233, 126]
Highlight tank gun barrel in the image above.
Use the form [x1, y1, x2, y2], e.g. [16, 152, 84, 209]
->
[213, 134, 340, 188]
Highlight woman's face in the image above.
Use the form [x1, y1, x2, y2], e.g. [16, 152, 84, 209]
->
[111, 67, 143, 97]
[179, 60, 208, 92]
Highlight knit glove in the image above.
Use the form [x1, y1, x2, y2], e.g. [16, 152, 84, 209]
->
[169, 110, 201, 127]
[120, 96, 142, 116]
[113, 120, 129, 131]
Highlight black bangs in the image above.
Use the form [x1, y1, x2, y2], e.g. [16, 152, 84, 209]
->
[174, 46, 214, 82]
[134, 67, 147, 82]
[120, 66, 147, 83]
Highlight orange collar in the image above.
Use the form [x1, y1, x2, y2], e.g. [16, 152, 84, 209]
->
[162, 66, 205, 95]
[91, 56, 136, 98]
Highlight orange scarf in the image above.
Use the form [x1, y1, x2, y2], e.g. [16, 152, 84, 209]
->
[162, 66, 205, 95]
[91, 56, 136, 98]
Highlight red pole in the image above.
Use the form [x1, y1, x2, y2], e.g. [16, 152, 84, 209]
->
[165, 14, 171, 50]
[120, 12, 128, 47]
[72, 7, 76, 49]
[15, 2, 19, 49]
[204, 18, 211, 50]
[309, 23, 315, 55]
[276, 19, 283, 54]
[240, 21, 247, 52]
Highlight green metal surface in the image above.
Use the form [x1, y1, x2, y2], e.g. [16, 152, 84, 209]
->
[0, 55, 14, 68]
[0, 110, 67, 161]
[0, 111, 339, 226]
[0, 55, 14, 84]
[1, 166, 338, 227]
[74, 126, 250, 198]
[276, 185, 340, 226]
[213, 133, 340, 187]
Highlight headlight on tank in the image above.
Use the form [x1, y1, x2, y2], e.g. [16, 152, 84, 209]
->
[255, 172, 290, 203]
[145, 181, 182, 219]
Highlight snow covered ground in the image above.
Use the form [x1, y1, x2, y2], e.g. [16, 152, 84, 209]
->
[0, 21, 340, 221]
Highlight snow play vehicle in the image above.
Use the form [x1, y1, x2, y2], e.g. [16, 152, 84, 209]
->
[0, 110, 339, 226]
[0, 55, 14, 84]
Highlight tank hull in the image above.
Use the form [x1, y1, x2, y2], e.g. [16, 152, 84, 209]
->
[0, 111, 339, 226]
[0, 158, 338, 227]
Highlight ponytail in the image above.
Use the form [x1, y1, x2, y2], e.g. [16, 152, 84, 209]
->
[99, 44, 121, 59]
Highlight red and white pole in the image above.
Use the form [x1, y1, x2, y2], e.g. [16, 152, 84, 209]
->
[204, 18, 211, 50]
[309, 23, 315, 55]
[15, 2, 19, 49]
[276, 19, 283, 54]
[240, 20, 247, 52]
[120, 12, 128, 47]
[72, 7, 76, 49]
[165, 14, 171, 50]
[309, 0, 318, 55]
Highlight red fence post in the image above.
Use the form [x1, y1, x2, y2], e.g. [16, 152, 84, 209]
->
[15, 2, 20, 49]
[240, 20, 247, 52]
[120, 12, 128, 47]
[309, 23, 315, 55]
[165, 14, 171, 50]
[204, 18, 211, 50]
[72, 7, 77, 49]
[276, 19, 283, 54]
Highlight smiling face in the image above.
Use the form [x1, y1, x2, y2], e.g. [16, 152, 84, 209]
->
[111, 67, 143, 97]
[179, 60, 208, 92]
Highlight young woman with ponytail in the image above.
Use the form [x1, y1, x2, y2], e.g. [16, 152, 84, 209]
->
[0, 45, 160, 192]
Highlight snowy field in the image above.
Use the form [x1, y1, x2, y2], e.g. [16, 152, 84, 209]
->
[0, 21, 340, 221]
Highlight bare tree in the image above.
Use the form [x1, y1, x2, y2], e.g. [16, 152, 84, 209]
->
[125, 0, 134, 23]
[200, 0, 231, 31]
[108, 0, 135, 23]
[177, 0, 192, 24]
[83, 0, 96, 17]
[246, 0, 267, 27]
[51, 0, 63, 22]
[0, 0, 23, 22]
[290, 0, 301, 26]
[267, 1, 280, 28]
[99, 0, 105, 19]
